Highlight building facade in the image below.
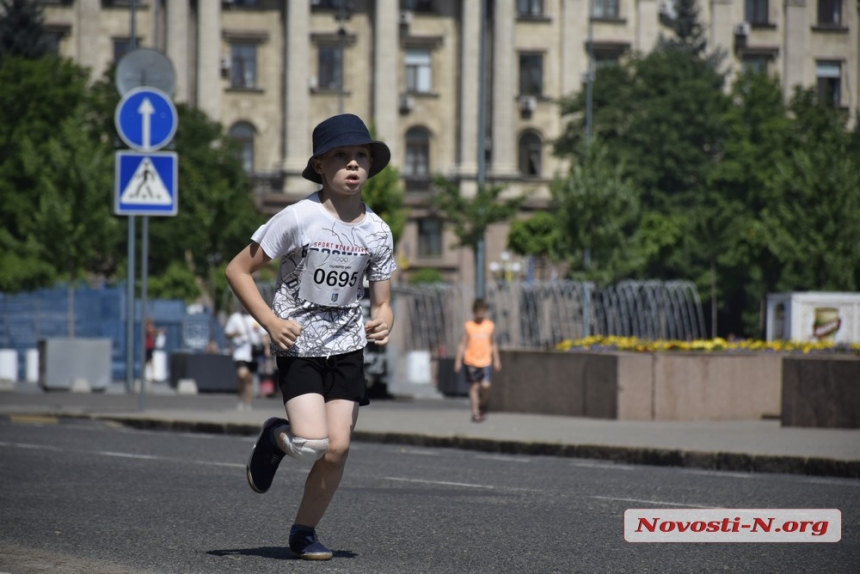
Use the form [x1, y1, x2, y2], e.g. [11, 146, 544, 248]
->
[39, 0, 858, 285]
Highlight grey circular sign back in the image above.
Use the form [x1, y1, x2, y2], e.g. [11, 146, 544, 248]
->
[116, 48, 176, 97]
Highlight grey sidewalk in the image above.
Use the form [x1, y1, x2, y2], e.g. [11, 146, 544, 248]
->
[1, 383, 858, 478]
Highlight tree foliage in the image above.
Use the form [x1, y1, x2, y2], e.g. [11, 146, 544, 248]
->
[0, 0, 52, 62]
[429, 177, 526, 251]
[361, 164, 409, 247]
[550, 140, 640, 284]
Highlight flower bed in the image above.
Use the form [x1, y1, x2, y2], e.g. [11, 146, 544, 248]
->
[555, 336, 860, 356]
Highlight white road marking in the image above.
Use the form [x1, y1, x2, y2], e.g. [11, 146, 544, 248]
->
[383, 476, 541, 493]
[385, 477, 492, 489]
[591, 496, 718, 508]
[572, 462, 634, 471]
[683, 470, 754, 479]
[99, 452, 159, 460]
[476, 455, 531, 463]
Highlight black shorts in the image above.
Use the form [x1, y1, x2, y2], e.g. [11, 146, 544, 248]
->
[234, 360, 258, 374]
[465, 365, 491, 384]
[277, 349, 369, 406]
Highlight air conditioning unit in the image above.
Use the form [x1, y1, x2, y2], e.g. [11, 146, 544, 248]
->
[399, 95, 414, 112]
[399, 11, 413, 26]
[735, 22, 751, 36]
[519, 95, 537, 112]
[658, 0, 675, 19]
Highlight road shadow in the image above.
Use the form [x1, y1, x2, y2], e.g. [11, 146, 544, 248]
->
[208, 547, 357, 560]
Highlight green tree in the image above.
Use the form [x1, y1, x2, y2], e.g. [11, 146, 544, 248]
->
[507, 211, 563, 267]
[0, 0, 51, 62]
[550, 140, 640, 284]
[759, 88, 860, 297]
[361, 163, 409, 246]
[0, 56, 91, 291]
[147, 104, 265, 308]
[429, 177, 527, 277]
[77, 70, 267, 308]
[20, 108, 120, 335]
[707, 71, 793, 335]
[554, 2, 729, 323]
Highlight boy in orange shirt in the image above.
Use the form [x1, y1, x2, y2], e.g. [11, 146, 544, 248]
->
[454, 299, 501, 422]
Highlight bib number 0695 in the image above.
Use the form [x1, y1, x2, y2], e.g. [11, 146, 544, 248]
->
[314, 269, 359, 288]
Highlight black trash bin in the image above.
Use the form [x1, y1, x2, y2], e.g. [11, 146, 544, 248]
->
[436, 358, 469, 397]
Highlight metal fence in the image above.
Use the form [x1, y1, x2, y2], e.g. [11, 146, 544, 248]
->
[0, 287, 224, 381]
[391, 280, 706, 354]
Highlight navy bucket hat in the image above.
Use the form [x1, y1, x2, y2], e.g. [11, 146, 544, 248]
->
[302, 114, 391, 183]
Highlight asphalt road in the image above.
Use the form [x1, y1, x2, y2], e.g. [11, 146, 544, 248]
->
[1, 417, 858, 574]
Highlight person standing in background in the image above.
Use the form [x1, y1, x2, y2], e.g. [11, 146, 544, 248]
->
[454, 299, 501, 422]
[224, 306, 264, 411]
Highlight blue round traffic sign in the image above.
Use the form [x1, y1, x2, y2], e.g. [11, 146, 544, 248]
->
[114, 87, 178, 152]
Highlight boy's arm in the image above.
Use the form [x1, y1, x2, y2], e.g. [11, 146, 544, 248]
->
[225, 242, 302, 350]
[491, 331, 501, 370]
[453, 331, 468, 372]
[366, 279, 394, 346]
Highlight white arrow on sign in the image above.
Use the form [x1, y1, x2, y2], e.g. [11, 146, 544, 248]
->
[138, 97, 155, 151]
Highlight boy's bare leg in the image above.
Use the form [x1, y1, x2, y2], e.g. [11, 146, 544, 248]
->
[290, 398, 359, 528]
[469, 382, 482, 419]
[479, 382, 491, 414]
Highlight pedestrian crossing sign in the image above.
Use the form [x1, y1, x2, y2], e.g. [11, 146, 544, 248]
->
[114, 151, 178, 216]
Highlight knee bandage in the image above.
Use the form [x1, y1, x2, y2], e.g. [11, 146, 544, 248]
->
[276, 430, 328, 462]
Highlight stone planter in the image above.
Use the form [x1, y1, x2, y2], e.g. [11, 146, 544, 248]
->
[493, 350, 783, 421]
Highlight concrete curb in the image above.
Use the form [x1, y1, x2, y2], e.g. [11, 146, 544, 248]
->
[46, 412, 860, 480]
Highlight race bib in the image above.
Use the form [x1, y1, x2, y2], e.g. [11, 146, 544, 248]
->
[299, 249, 367, 307]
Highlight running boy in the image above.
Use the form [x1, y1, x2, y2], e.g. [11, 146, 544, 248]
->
[454, 299, 501, 422]
[225, 113, 395, 560]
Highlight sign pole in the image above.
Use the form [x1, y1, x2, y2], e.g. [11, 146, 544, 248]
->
[125, 217, 136, 393]
[139, 215, 148, 411]
[126, 0, 138, 395]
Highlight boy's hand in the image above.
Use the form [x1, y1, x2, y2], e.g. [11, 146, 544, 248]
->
[365, 318, 390, 346]
[268, 319, 302, 350]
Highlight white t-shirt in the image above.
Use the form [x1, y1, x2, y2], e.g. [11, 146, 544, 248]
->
[252, 192, 396, 357]
[225, 312, 263, 362]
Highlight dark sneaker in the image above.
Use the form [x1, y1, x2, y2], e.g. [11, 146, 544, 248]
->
[289, 525, 333, 560]
[246, 417, 288, 493]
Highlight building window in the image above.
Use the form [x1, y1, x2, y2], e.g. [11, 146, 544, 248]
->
[519, 53, 543, 96]
[113, 38, 136, 62]
[745, 0, 769, 25]
[231, 0, 259, 6]
[817, 0, 842, 25]
[816, 61, 841, 106]
[44, 32, 63, 56]
[405, 49, 432, 93]
[401, 0, 433, 12]
[595, 53, 620, 69]
[417, 218, 443, 258]
[742, 56, 769, 74]
[518, 132, 542, 177]
[517, 0, 543, 17]
[230, 44, 257, 89]
[593, 0, 619, 19]
[318, 45, 343, 90]
[404, 127, 430, 176]
[228, 122, 256, 172]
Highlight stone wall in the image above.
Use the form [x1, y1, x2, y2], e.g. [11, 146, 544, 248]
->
[782, 356, 860, 429]
[492, 350, 783, 421]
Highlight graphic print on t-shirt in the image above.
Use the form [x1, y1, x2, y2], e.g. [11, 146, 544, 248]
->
[252, 193, 396, 358]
